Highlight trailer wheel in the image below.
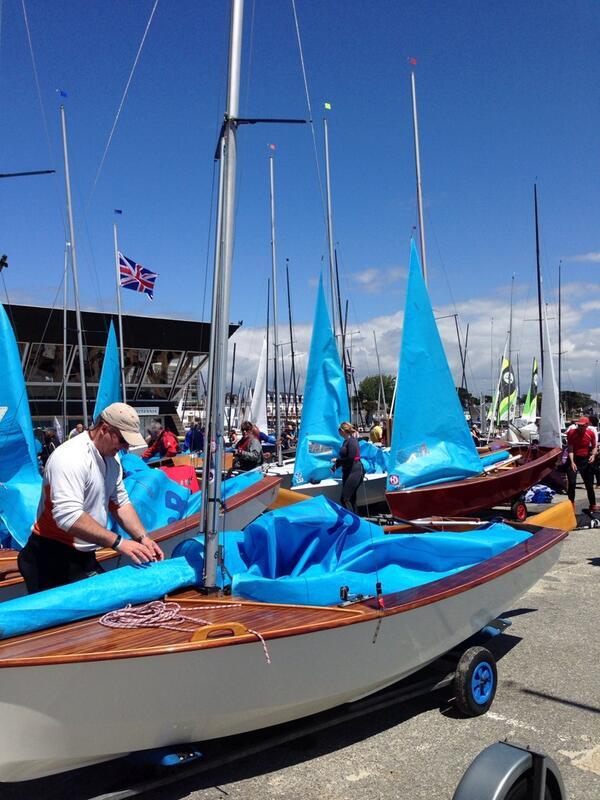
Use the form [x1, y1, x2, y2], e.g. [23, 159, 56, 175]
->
[511, 499, 528, 522]
[453, 646, 497, 716]
[505, 774, 555, 800]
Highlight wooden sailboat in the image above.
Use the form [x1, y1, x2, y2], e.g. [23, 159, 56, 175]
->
[0, 2, 568, 783]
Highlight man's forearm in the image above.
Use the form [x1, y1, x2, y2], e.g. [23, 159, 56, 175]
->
[114, 503, 147, 541]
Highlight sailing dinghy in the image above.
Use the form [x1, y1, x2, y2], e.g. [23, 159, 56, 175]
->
[385, 242, 560, 520]
[0, 1, 567, 783]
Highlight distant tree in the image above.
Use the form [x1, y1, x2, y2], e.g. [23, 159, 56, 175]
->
[561, 391, 594, 416]
[457, 387, 478, 409]
[358, 375, 395, 414]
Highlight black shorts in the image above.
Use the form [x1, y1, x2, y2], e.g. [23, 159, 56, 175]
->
[17, 535, 103, 594]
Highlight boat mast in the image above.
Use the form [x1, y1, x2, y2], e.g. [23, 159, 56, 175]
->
[60, 105, 88, 427]
[200, 0, 244, 590]
[269, 155, 283, 465]
[62, 245, 69, 436]
[558, 259, 562, 414]
[373, 331, 389, 423]
[323, 116, 340, 339]
[285, 259, 300, 427]
[508, 273, 515, 422]
[112, 222, 127, 402]
[534, 183, 544, 376]
[410, 68, 428, 284]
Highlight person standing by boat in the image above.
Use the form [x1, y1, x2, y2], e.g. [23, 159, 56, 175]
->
[68, 422, 84, 439]
[232, 421, 263, 471]
[566, 416, 598, 511]
[369, 417, 383, 444]
[332, 422, 364, 514]
[18, 403, 164, 593]
[184, 418, 204, 454]
[40, 428, 58, 468]
[141, 420, 180, 460]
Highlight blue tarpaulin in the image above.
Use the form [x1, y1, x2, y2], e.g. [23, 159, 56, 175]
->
[232, 496, 532, 606]
[387, 241, 483, 492]
[292, 276, 350, 486]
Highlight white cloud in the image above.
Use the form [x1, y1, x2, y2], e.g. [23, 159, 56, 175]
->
[347, 265, 407, 294]
[225, 281, 600, 400]
[565, 252, 600, 263]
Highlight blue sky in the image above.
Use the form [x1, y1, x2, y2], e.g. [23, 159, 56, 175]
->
[2, 0, 599, 397]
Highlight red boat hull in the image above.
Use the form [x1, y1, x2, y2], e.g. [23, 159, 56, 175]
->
[385, 446, 561, 519]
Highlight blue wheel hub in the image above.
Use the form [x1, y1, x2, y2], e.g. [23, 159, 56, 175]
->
[471, 661, 494, 704]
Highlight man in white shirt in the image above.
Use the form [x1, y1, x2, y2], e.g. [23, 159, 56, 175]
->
[18, 403, 164, 593]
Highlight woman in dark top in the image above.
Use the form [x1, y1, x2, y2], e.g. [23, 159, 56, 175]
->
[332, 421, 364, 514]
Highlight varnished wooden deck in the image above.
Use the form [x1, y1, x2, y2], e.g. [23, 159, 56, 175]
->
[0, 523, 567, 668]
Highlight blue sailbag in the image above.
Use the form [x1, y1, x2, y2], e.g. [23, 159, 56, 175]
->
[292, 276, 350, 486]
[93, 320, 122, 420]
[0, 305, 42, 548]
[387, 241, 482, 491]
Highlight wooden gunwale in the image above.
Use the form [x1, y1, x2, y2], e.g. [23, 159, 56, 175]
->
[0, 524, 567, 668]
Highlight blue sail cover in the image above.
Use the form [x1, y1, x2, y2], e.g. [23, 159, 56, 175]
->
[92, 320, 121, 421]
[116, 453, 262, 534]
[232, 496, 532, 606]
[387, 242, 482, 491]
[0, 305, 42, 548]
[293, 276, 350, 486]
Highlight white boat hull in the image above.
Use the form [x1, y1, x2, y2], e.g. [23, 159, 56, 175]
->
[0, 538, 560, 782]
[267, 462, 387, 508]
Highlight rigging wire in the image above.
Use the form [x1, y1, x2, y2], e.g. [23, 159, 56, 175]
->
[290, 0, 327, 225]
[86, 0, 160, 210]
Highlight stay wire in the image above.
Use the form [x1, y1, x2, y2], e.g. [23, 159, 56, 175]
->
[86, 0, 160, 211]
[290, 0, 327, 227]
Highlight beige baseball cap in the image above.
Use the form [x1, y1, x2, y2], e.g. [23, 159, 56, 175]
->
[100, 403, 147, 447]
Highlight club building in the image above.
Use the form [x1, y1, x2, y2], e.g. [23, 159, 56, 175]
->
[5, 304, 238, 435]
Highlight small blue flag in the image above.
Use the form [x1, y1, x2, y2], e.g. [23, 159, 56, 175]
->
[56, 89, 68, 98]
[114, 209, 123, 215]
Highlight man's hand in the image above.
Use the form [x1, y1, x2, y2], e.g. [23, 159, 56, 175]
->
[118, 537, 164, 565]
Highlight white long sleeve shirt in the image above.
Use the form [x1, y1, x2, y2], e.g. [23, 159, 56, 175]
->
[32, 431, 130, 551]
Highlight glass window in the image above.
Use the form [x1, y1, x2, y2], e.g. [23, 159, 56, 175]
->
[68, 346, 104, 385]
[144, 350, 183, 386]
[123, 348, 150, 386]
[176, 352, 203, 385]
[26, 343, 71, 383]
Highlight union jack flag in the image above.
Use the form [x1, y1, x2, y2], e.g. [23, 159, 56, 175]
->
[118, 252, 158, 300]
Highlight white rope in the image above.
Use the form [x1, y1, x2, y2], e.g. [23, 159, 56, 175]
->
[99, 600, 271, 663]
[86, 0, 160, 209]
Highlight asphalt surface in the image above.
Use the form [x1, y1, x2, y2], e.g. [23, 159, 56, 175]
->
[4, 487, 599, 800]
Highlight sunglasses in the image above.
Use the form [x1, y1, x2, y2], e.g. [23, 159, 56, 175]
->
[107, 425, 129, 448]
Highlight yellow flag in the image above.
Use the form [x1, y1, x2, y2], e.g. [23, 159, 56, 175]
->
[324, 102, 332, 110]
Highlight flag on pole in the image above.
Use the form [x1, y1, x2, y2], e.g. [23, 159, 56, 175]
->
[56, 89, 68, 97]
[324, 102, 332, 110]
[408, 56, 417, 65]
[268, 143, 276, 151]
[114, 209, 123, 215]
[118, 252, 158, 299]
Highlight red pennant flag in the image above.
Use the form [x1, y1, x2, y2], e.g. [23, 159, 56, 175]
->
[408, 56, 417, 65]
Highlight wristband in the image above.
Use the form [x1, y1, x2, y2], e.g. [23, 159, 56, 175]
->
[111, 534, 122, 551]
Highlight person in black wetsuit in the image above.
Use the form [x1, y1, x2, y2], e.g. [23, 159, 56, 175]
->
[332, 421, 364, 514]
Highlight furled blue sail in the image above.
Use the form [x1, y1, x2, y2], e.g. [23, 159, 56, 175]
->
[92, 320, 121, 420]
[387, 241, 482, 491]
[292, 276, 350, 486]
[0, 305, 42, 548]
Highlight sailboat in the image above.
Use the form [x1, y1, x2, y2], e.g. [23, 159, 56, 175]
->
[266, 276, 388, 508]
[510, 358, 539, 442]
[385, 241, 561, 520]
[0, 1, 570, 782]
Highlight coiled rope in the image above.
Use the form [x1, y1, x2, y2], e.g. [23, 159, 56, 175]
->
[99, 600, 271, 664]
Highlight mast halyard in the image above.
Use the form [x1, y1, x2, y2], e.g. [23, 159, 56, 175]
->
[534, 183, 544, 376]
[269, 155, 283, 466]
[200, 0, 244, 591]
[60, 105, 88, 427]
[410, 69, 428, 285]
[62, 245, 69, 437]
[558, 259, 562, 415]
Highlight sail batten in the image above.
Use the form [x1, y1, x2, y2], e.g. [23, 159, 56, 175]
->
[387, 241, 481, 491]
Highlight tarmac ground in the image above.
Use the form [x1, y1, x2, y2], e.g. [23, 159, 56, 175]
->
[4, 485, 599, 800]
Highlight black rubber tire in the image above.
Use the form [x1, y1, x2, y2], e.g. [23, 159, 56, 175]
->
[505, 773, 554, 800]
[453, 646, 497, 717]
[511, 500, 528, 522]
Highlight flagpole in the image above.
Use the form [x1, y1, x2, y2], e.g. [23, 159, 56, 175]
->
[60, 104, 88, 427]
[113, 222, 127, 402]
